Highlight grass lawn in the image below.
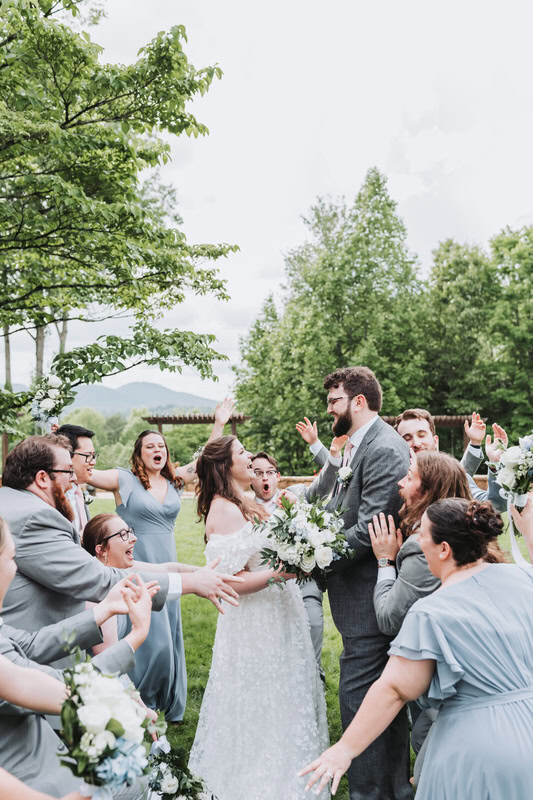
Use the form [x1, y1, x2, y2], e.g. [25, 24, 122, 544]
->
[91, 497, 529, 800]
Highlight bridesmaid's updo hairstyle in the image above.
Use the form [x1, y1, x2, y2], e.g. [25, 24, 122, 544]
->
[196, 435, 267, 525]
[425, 498, 504, 566]
[131, 430, 182, 491]
[82, 513, 116, 558]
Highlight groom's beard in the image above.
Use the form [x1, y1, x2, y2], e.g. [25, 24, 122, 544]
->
[332, 409, 352, 437]
[51, 481, 75, 522]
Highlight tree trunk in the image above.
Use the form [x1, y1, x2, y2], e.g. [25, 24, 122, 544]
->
[35, 325, 46, 379]
[3, 325, 12, 391]
[55, 317, 69, 353]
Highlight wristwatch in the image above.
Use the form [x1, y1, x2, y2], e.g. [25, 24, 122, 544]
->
[377, 558, 395, 568]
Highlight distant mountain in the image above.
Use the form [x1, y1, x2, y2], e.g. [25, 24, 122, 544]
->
[66, 382, 218, 416]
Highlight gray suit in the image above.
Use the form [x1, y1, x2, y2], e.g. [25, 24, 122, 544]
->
[461, 446, 506, 511]
[0, 611, 146, 798]
[326, 417, 412, 800]
[0, 486, 169, 668]
[373, 535, 439, 638]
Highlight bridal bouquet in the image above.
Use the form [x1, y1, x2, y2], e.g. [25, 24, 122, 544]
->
[495, 433, 533, 509]
[31, 373, 74, 423]
[258, 496, 351, 584]
[60, 658, 150, 799]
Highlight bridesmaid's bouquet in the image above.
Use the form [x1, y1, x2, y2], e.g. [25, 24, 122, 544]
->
[31, 372, 74, 423]
[495, 432, 533, 509]
[60, 657, 150, 799]
[258, 496, 351, 585]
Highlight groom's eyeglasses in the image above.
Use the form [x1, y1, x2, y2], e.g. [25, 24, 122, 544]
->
[253, 469, 278, 478]
[103, 527, 135, 543]
[49, 468, 76, 478]
[72, 451, 99, 463]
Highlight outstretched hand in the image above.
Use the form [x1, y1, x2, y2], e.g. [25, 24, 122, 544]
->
[485, 423, 508, 463]
[296, 417, 318, 446]
[214, 397, 236, 427]
[101, 577, 159, 617]
[191, 558, 245, 613]
[464, 412, 486, 447]
[298, 740, 354, 795]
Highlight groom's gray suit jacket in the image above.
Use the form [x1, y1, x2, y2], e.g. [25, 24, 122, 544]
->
[0, 610, 143, 797]
[325, 417, 412, 800]
[0, 486, 169, 667]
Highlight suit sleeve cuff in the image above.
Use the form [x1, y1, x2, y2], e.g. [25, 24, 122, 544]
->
[468, 443, 483, 456]
[309, 440, 323, 457]
[376, 566, 396, 583]
[167, 573, 182, 600]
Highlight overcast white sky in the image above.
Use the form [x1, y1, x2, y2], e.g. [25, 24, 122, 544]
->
[9, 0, 533, 400]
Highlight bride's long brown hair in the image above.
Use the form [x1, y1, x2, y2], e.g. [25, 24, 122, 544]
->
[196, 435, 268, 524]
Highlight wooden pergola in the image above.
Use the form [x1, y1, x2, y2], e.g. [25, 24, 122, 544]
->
[142, 412, 251, 437]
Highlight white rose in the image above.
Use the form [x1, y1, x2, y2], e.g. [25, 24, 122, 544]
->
[337, 466, 352, 481]
[47, 388, 60, 399]
[300, 553, 316, 572]
[500, 446, 522, 468]
[77, 702, 111, 734]
[160, 774, 179, 793]
[40, 397, 56, 412]
[276, 544, 291, 561]
[47, 375, 62, 388]
[307, 526, 327, 548]
[111, 699, 145, 742]
[497, 467, 516, 490]
[92, 730, 116, 754]
[315, 546, 334, 569]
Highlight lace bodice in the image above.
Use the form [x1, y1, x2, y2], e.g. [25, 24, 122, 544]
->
[205, 522, 268, 574]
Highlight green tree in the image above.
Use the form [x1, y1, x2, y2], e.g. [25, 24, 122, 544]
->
[0, 0, 234, 434]
[235, 169, 426, 472]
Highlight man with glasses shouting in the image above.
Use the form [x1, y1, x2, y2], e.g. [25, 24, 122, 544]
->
[55, 423, 97, 536]
[0, 435, 243, 680]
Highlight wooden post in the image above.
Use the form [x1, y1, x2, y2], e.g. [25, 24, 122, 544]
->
[157, 423, 163, 434]
[231, 418, 237, 436]
[2, 432, 8, 470]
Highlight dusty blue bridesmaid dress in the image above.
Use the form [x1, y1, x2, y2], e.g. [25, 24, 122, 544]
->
[116, 467, 186, 721]
[390, 563, 533, 799]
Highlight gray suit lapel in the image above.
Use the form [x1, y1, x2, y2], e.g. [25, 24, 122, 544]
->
[336, 418, 384, 501]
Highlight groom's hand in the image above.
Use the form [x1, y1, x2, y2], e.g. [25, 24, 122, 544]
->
[181, 558, 245, 613]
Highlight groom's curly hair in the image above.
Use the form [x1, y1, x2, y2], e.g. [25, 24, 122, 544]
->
[323, 366, 382, 411]
[196, 435, 268, 531]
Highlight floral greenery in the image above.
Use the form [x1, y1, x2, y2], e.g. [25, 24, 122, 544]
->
[257, 496, 351, 585]
[31, 374, 76, 422]
[60, 650, 150, 794]
[148, 742, 216, 799]
[495, 433, 533, 505]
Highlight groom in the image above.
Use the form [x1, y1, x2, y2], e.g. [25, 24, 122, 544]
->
[323, 367, 411, 800]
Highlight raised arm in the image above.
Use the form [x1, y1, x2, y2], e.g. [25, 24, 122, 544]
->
[86, 467, 120, 492]
[176, 398, 236, 485]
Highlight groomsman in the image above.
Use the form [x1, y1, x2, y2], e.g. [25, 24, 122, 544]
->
[0, 435, 242, 668]
[322, 367, 411, 800]
[56, 422, 96, 536]
[250, 442, 341, 678]
[394, 409, 507, 510]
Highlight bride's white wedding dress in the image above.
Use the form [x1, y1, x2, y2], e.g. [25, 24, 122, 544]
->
[189, 523, 330, 800]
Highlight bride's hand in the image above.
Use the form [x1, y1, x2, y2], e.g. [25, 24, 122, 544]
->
[298, 740, 354, 795]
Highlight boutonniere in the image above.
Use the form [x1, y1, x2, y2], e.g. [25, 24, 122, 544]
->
[82, 488, 94, 506]
[337, 466, 353, 486]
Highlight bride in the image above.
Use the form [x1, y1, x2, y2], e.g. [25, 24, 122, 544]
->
[189, 435, 330, 800]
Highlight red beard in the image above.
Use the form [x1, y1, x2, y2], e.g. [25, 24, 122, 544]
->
[51, 481, 75, 522]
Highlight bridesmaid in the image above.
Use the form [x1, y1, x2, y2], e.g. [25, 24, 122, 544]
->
[88, 398, 235, 721]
